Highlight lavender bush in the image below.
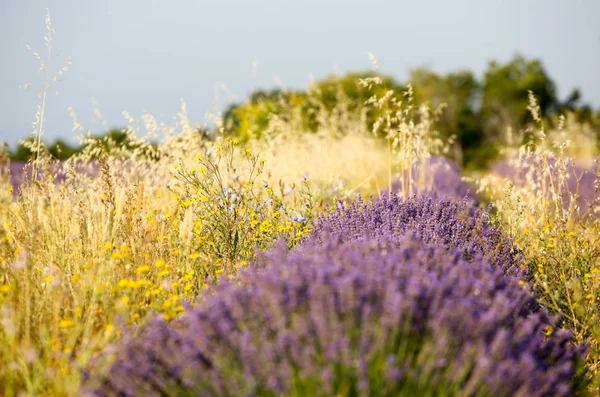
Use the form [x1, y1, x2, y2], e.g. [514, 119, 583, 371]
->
[4, 161, 30, 188]
[4, 160, 158, 189]
[492, 156, 599, 221]
[309, 194, 521, 276]
[86, 236, 585, 397]
[390, 156, 477, 203]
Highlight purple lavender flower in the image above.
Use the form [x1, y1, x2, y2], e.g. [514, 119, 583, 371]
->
[86, 237, 585, 396]
[291, 215, 307, 223]
[390, 156, 477, 203]
[308, 194, 522, 277]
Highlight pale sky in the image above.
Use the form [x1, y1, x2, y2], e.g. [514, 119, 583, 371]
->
[1, 0, 599, 148]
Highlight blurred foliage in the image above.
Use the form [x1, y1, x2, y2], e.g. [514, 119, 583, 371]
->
[6, 54, 600, 169]
[482, 55, 558, 134]
[84, 128, 157, 159]
[9, 139, 36, 162]
[408, 68, 482, 165]
[223, 54, 599, 169]
[8, 129, 164, 162]
[222, 72, 402, 142]
[47, 139, 79, 160]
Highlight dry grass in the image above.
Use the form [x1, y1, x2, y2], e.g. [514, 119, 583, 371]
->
[475, 93, 600, 392]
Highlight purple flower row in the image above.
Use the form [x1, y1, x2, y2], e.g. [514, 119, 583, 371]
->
[86, 194, 585, 396]
[308, 195, 522, 277]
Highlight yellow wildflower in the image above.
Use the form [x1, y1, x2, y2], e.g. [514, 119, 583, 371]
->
[586, 293, 595, 301]
[51, 339, 61, 352]
[136, 265, 150, 275]
[234, 260, 248, 269]
[59, 319, 75, 329]
[111, 251, 127, 260]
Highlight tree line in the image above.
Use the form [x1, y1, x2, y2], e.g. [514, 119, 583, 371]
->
[223, 54, 599, 168]
[7, 54, 599, 169]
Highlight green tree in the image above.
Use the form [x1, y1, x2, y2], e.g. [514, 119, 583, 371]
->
[558, 88, 596, 124]
[481, 54, 559, 140]
[83, 128, 158, 159]
[223, 72, 403, 140]
[10, 139, 35, 162]
[308, 72, 403, 136]
[47, 138, 79, 160]
[409, 67, 482, 166]
[223, 89, 303, 141]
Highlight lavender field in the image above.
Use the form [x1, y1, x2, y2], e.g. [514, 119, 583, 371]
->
[2, 4, 600, 397]
[2, 92, 599, 396]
